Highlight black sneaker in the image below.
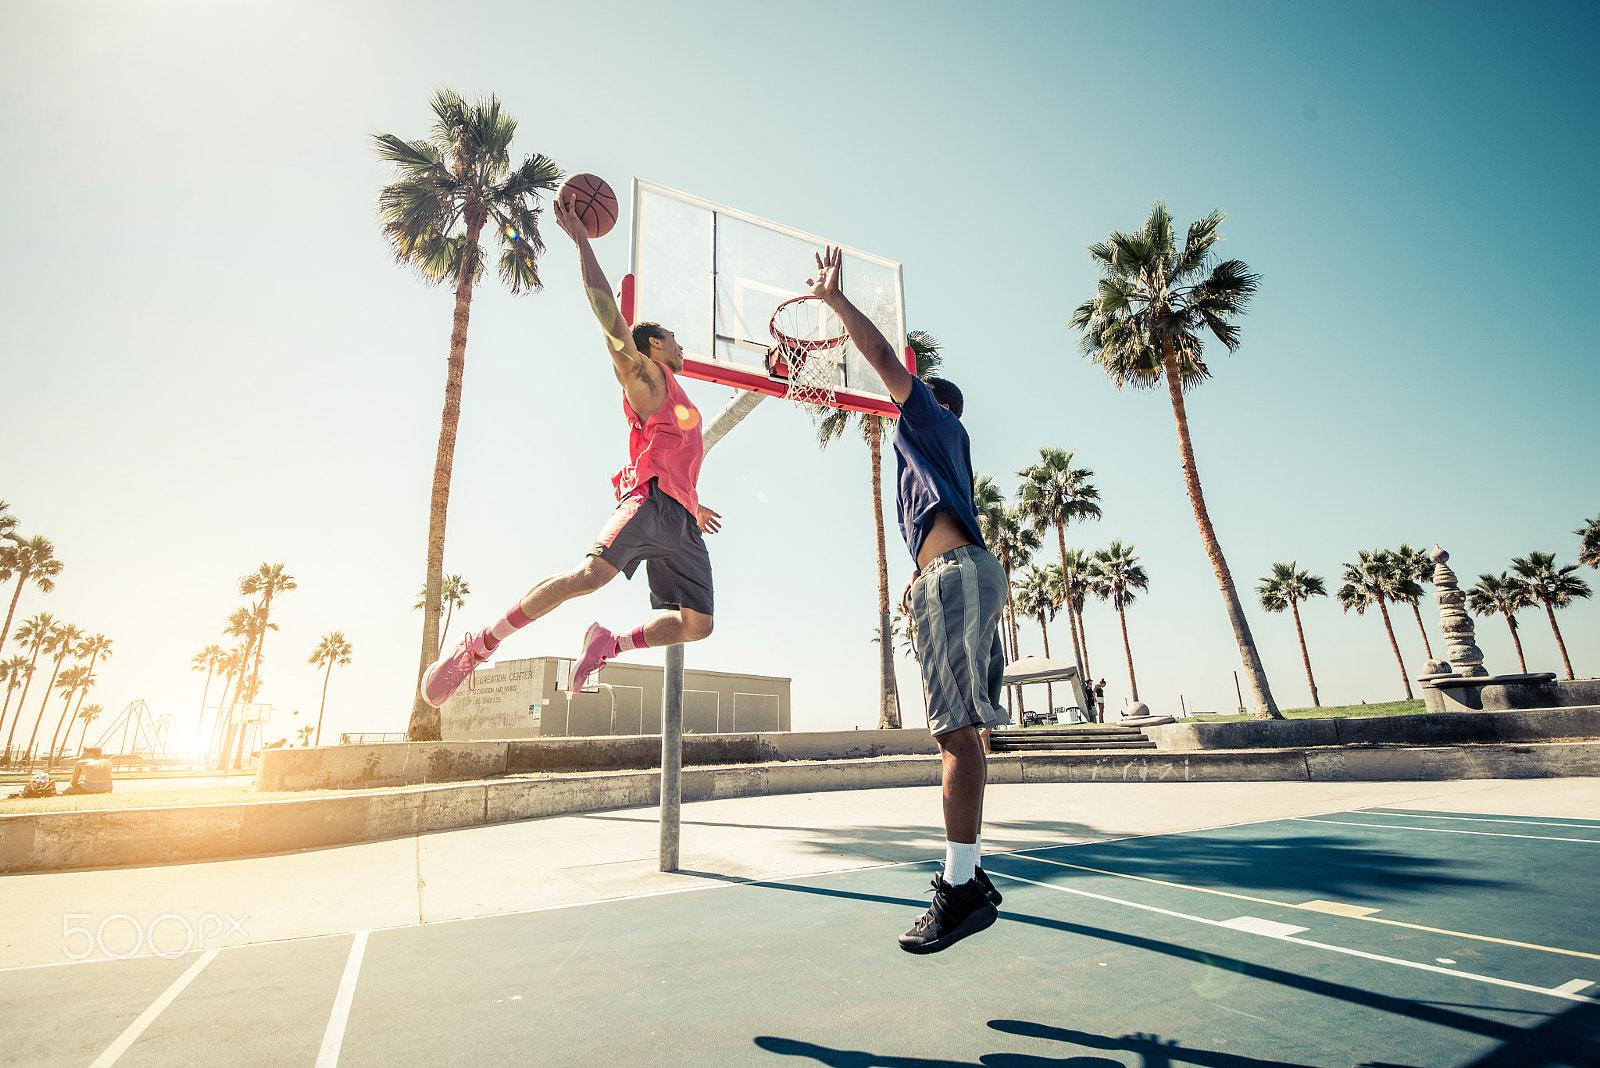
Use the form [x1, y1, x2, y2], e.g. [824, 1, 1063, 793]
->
[898, 876, 998, 954]
[975, 866, 1002, 907]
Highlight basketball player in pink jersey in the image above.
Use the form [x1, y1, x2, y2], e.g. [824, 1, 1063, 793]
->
[420, 197, 721, 708]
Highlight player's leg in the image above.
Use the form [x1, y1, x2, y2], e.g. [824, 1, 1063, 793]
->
[897, 547, 1005, 954]
[572, 490, 714, 690]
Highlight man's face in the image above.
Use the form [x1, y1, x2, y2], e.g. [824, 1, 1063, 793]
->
[651, 329, 684, 372]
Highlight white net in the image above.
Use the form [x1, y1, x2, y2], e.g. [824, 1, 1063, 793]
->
[770, 297, 845, 411]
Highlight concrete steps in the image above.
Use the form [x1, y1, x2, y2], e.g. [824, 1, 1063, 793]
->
[989, 726, 1156, 752]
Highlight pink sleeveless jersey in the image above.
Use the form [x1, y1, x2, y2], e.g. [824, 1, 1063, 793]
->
[612, 367, 704, 517]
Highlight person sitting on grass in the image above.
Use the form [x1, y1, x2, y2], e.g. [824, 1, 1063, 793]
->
[63, 746, 113, 795]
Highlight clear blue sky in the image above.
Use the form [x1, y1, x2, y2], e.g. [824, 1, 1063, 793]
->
[2, 0, 1595, 744]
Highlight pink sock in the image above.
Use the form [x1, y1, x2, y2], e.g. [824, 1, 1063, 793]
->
[483, 604, 532, 651]
[615, 625, 648, 653]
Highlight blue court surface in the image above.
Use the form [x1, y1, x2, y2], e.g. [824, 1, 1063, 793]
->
[4, 805, 1596, 1067]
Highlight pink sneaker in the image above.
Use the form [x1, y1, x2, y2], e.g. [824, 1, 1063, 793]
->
[571, 622, 617, 692]
[421, 629, 493, 707]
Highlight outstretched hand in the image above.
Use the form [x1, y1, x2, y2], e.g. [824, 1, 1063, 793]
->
[806, 246, 843, 302]
[552, 196, 589, 243]
[697, 505, 722, 535]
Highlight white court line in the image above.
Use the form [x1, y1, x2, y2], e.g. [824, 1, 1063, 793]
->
[992, 870, 1600, 1006]
[1553, 979, 1595, 996]
[1367, 811, 1600, 830]
[315, 930, 369, 1068]
[88, 949, 219, 1068]
[1294, 817, 1600, 845]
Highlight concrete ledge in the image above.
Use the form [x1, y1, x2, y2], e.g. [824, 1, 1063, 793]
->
[255, 740, 510, 791]
[1144, 706, 1600, 751]
[9, 742, 1599, 873]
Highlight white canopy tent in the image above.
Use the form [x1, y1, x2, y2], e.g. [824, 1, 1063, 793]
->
[1000, 656, 1088, 722]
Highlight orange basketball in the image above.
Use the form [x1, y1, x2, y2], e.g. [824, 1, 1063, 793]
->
[558, 173, 619, 239]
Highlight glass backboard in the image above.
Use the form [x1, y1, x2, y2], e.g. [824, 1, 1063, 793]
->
[623, 179, 910, 416]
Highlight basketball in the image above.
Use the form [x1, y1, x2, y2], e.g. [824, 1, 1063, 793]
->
[558, 173, 619, 239]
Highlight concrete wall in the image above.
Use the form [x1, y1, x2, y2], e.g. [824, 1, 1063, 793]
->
[1144, 706, 1600, 752]
[258, 729, 938, 791]
[439, 656, 792, 740]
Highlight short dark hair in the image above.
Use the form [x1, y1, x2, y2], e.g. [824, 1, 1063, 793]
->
[924, 377, 964, 418]
[84, 746, 102, 757]
[632, 321, 668, 355]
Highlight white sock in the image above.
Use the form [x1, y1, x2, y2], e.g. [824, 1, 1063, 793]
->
[943, 840, 979, 886]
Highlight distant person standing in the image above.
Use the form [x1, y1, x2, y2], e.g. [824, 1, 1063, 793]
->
[1094, 679, 1107, 722]
[64, 747, 113, 795]
[1081, 679, 1098, 723]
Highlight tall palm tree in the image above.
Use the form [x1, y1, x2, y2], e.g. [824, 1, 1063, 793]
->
[47, 664, 93, 765]
[1070, 202, 1280, 719]
[1257, 562, 1328, 707]
[308, 631, 354, 746]
[61, 634, 110, 759]
[73, 704, 101, 754]
[1060, 546, 1094, 679]
[0, 501, 18, 544]
[816, 330, 944, 729]
[1015, 564, 1061, 712]
[1510, 551, 1591, 680]
[1337, 549, 1412, 699]
[206, 644, 251, 767]
[374, 89, 563, 743]
[238, 563, 295, 707]
[977, 488, 1042, 715]
[0, 655, 30, 760]
[24, 622, 80, 763]
[1576, 515, 1599, 570]
[191, 643, 225, 760]
[414, 574, 472, 655]
[1390, 544, 1436, 660]
[1090, 541, 1149, 702]
[0, 536, 62, 657]
[1016, 447, 1101, 680]
[1466, 572, 1533, 674]
[4, 614, 54, 758]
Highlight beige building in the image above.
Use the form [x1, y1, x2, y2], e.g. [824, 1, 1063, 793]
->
[439, 655, 791, 741]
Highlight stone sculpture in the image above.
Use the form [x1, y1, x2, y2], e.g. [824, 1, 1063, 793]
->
[1428, 545, 1487, 678]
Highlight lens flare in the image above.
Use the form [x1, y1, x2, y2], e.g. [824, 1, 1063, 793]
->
[675, 404, 699, 429]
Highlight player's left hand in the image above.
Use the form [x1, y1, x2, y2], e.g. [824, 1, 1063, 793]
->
[696, 505, 722, 534]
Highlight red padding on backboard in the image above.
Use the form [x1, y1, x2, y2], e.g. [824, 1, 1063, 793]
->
[618, 273, 635, 326]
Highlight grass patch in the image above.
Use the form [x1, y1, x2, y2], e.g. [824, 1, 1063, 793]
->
[1186, 699, 1426, 724]
[0, 785, 369, 815]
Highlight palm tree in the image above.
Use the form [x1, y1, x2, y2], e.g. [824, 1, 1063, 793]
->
[815, 330, 944, 729]
[1510, 551, 1591, 680]
[1015, 564, 1062, 713]
[1337, 549, 1413, 699]
[1257, 562, 1328, 707]
[1070, 203, 1281, 719]
[1060, 547, 1095, 679]
[24, 622, 80, 763]
[191, 643, 225, 760]
[0, 655, 31, 760]
[0, 501, 17, 544]
[308, 631, 354, 746]
[3, 614, 53, 760]
[228, 564, 294, 768]
[47, 664, 93, 766]
[374, 89, 563, 743]
[296, 725, 315, 746]
[414, 574, 472, 655]
[73, 704, 101, 754]
[205, 644, 251, 767]
[1466, 572, 1533, 674]
[59, 634, 110, 762]
[0, 535, 62, 656]
[976, 486, 1042, 715]
[1390, 544, 1437, 660]
[1576, 515, 1599, 570]
[1016, 447, 1101, 680]
[1090, 541, 1149, 702]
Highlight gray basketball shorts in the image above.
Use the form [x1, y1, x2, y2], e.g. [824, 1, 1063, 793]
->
[908, 544, 1008, 737]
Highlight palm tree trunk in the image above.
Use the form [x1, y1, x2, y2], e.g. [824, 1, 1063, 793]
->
[46, 689, 76, 768]
[1289, 599, 1320, 707]
[1542, 600, 1574, 680]
[1160, 339, 1280, 719]
[59, 650, 102, 762]
[24, 654, 66, 763]
[1409, 601, 1434, 659]
[1055, 526, 1084, 678]
[1375, 598, 1413, 699]
[73, 713, 95, 754]
[869, 423, 900, 728]
[0, 567, 29, 656]
[1117, 601, 1138, 702]
[1037, 617, 1053, 713]
[209, 672, 235, 769]
[1076, 603, 1092, 680]
[195, 665, 214, 763]
[5, 647, 45, 759]
[1502, 613, 1527, 673]
[410, 220, 485, 742]
[0, 682, 17, 758]
[315, 658, 334, 746]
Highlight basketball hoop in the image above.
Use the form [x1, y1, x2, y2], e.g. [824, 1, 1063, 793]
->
[768, 295, 846, 411]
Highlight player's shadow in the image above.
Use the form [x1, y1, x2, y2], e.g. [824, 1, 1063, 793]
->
[1010, 829, 1519, 904]
[753, 1028, 1314, 1066]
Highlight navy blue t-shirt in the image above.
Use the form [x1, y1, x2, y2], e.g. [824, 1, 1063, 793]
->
[892, 377, 985, 562]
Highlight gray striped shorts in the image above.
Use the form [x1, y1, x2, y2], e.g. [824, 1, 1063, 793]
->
[909, 544, 1008, 737]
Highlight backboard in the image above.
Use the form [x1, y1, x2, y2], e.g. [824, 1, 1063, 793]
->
[622, 179, 911, 417]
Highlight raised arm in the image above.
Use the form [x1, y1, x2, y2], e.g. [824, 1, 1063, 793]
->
[809, 247, 914, 403]
[553, 198, 661, 398]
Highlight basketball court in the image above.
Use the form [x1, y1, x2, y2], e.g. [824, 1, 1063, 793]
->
[3, 778, 1596, 1067]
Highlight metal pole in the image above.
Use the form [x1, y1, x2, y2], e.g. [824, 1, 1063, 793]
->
[659, 643, 684, 871]
[1233, 671, 1246, 715]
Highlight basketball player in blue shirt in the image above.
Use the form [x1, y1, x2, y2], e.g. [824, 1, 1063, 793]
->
[807, 248, 1005, 953]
